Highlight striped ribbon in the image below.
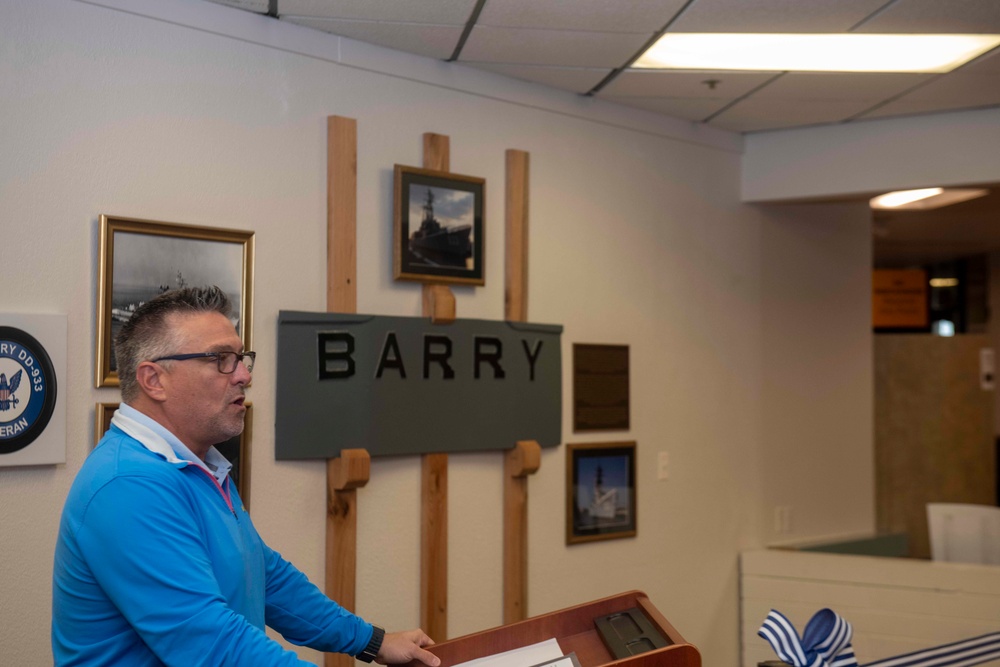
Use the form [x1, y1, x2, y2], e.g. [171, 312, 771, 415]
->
[865, 632, 1000, 667]
[759, 610, 1000, 667]
[758, 609, 857, 667]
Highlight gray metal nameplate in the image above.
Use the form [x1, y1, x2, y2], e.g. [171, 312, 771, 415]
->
[275, 311, 562, 459]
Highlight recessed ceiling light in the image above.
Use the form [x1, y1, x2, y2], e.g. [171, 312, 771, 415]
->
[634, 33, 1000, 73]
[870, 188, 989, 210]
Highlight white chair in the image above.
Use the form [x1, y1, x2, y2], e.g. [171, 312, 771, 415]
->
[927, 502, 1000, 564]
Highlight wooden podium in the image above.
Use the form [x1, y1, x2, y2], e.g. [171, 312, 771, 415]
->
[410, 591, 701, 667]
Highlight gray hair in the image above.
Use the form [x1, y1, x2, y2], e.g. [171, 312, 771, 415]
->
[114, 286, 232, 402]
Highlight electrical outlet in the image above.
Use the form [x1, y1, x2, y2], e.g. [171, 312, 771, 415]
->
[657, 451, 669, 480]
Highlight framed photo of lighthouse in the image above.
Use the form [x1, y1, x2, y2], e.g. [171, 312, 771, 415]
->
[393, 165, 485, 286]
[566, 441, 637, 544]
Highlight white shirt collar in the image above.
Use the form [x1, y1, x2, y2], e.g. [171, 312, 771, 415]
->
[112, 403, 233, 485]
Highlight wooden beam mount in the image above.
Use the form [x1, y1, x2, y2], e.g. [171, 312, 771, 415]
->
[330, 448, 371, 491]
[423, 284, 457, 324]
[507, 440, 541, 478]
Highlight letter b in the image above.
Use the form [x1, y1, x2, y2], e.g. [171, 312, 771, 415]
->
[318, 331, 355, 379]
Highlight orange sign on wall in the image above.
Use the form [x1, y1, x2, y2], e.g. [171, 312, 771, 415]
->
[873, 269, 928, 329]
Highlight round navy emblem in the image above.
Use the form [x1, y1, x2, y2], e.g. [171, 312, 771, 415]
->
[0, 326, 58, 455]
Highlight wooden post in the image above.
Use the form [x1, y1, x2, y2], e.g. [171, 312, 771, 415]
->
[503, 149, 538, 624]
[326, 115, 369, 667]
[505, 149, 530, 323]
[503, 439, 540, 623]
[327, 448, 371, 608]
[421, 452, 448, 640]
[421, 132, 452, 641]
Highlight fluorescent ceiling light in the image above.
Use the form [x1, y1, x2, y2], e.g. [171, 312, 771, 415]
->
[930, 278, 959, 288]
[870, 188, 989, 210]
[871, 188, 943, 208]
[634, 33, 1000, 72]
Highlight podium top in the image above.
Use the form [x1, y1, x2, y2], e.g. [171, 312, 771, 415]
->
[410, 590, 700, 667]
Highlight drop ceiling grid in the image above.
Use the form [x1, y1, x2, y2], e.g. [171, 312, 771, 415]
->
[851, 0, 1000, 33]
[474, 0, 689, 33]
[459, 26, 649, 68]
[281, 17, 464, 59]
[277, 0, 479, 24]
[204, 0, 1000, 132]
[661, 0, 893, 33]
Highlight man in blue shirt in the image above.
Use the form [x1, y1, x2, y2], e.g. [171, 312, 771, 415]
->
[53, 286, 440, 667]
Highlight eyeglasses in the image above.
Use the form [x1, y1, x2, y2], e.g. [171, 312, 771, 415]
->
[151, 351, 256, 374]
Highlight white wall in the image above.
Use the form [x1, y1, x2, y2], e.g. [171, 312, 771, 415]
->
[0, 0, 875, 665]
[742, 107, 1000, 202]
[759, 202, 875, 540]
[991, 253, 1000, 438]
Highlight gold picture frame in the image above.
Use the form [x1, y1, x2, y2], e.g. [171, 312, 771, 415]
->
[566, 441, 637, 544]
[95, 214, 254, 387]
[393, 165, 485, 286]
[95, 402, 253, 508]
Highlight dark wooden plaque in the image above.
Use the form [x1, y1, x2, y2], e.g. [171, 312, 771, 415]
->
[573, 344, 629, 431]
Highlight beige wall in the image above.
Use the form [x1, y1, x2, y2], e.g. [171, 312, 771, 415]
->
[758, 202, 875, 540]
[742, 106, 1000, 202]
[0, 1, 882, 665]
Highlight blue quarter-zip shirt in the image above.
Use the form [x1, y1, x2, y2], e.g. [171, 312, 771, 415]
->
[52, 405, 372, 666]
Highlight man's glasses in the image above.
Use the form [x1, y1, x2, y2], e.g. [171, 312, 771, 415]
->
[151, 351, 256, 374]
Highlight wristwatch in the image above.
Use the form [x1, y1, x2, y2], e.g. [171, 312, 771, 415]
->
[356, 624, 385, 663]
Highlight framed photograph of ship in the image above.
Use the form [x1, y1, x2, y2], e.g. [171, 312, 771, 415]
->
[393, 165, 485, 286]
[95, 215, 254, 387]
[566, 441, 637, 544]
[94, 402, 253, 508]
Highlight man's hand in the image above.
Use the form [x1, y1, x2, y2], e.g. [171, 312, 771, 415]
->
[376, 629, 440, 667]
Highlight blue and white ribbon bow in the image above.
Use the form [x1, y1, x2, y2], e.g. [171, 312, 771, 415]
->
[760, 609, 1000, 667]
[758, 609, 858, 667]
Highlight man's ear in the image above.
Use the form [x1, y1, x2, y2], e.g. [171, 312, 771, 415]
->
[135, 361, 168, 402]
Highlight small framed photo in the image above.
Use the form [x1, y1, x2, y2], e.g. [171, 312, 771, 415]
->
[96, 214, 254, 387]
[95, 402, 253, 508]
[393, 165, 485, 286]
[566, 441, 637, 544]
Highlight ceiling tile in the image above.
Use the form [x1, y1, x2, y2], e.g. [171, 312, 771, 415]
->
[460, 26, 647, 68]
[853, 0, 1000, 33]
[601, 69, 777, 97]
[601, 95, 732, 121]
[710, 97, 878, 132]
[959, 49, 1000, 74]
[464, 63, 611, 93]
[856, 71, 1000, 119]
[750, 71, 933, 101]
[477, 0, 688, 33]
[666, 0, 890, 33]
[205, 0, 269, 12]
[283, 17, 462, 59]
[279, 0, 476, 24]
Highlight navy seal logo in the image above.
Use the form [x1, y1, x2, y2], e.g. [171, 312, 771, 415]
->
[0, 326, 57, 455]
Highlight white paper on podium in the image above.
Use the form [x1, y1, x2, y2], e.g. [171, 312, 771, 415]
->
[452, 638, 564, 667]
